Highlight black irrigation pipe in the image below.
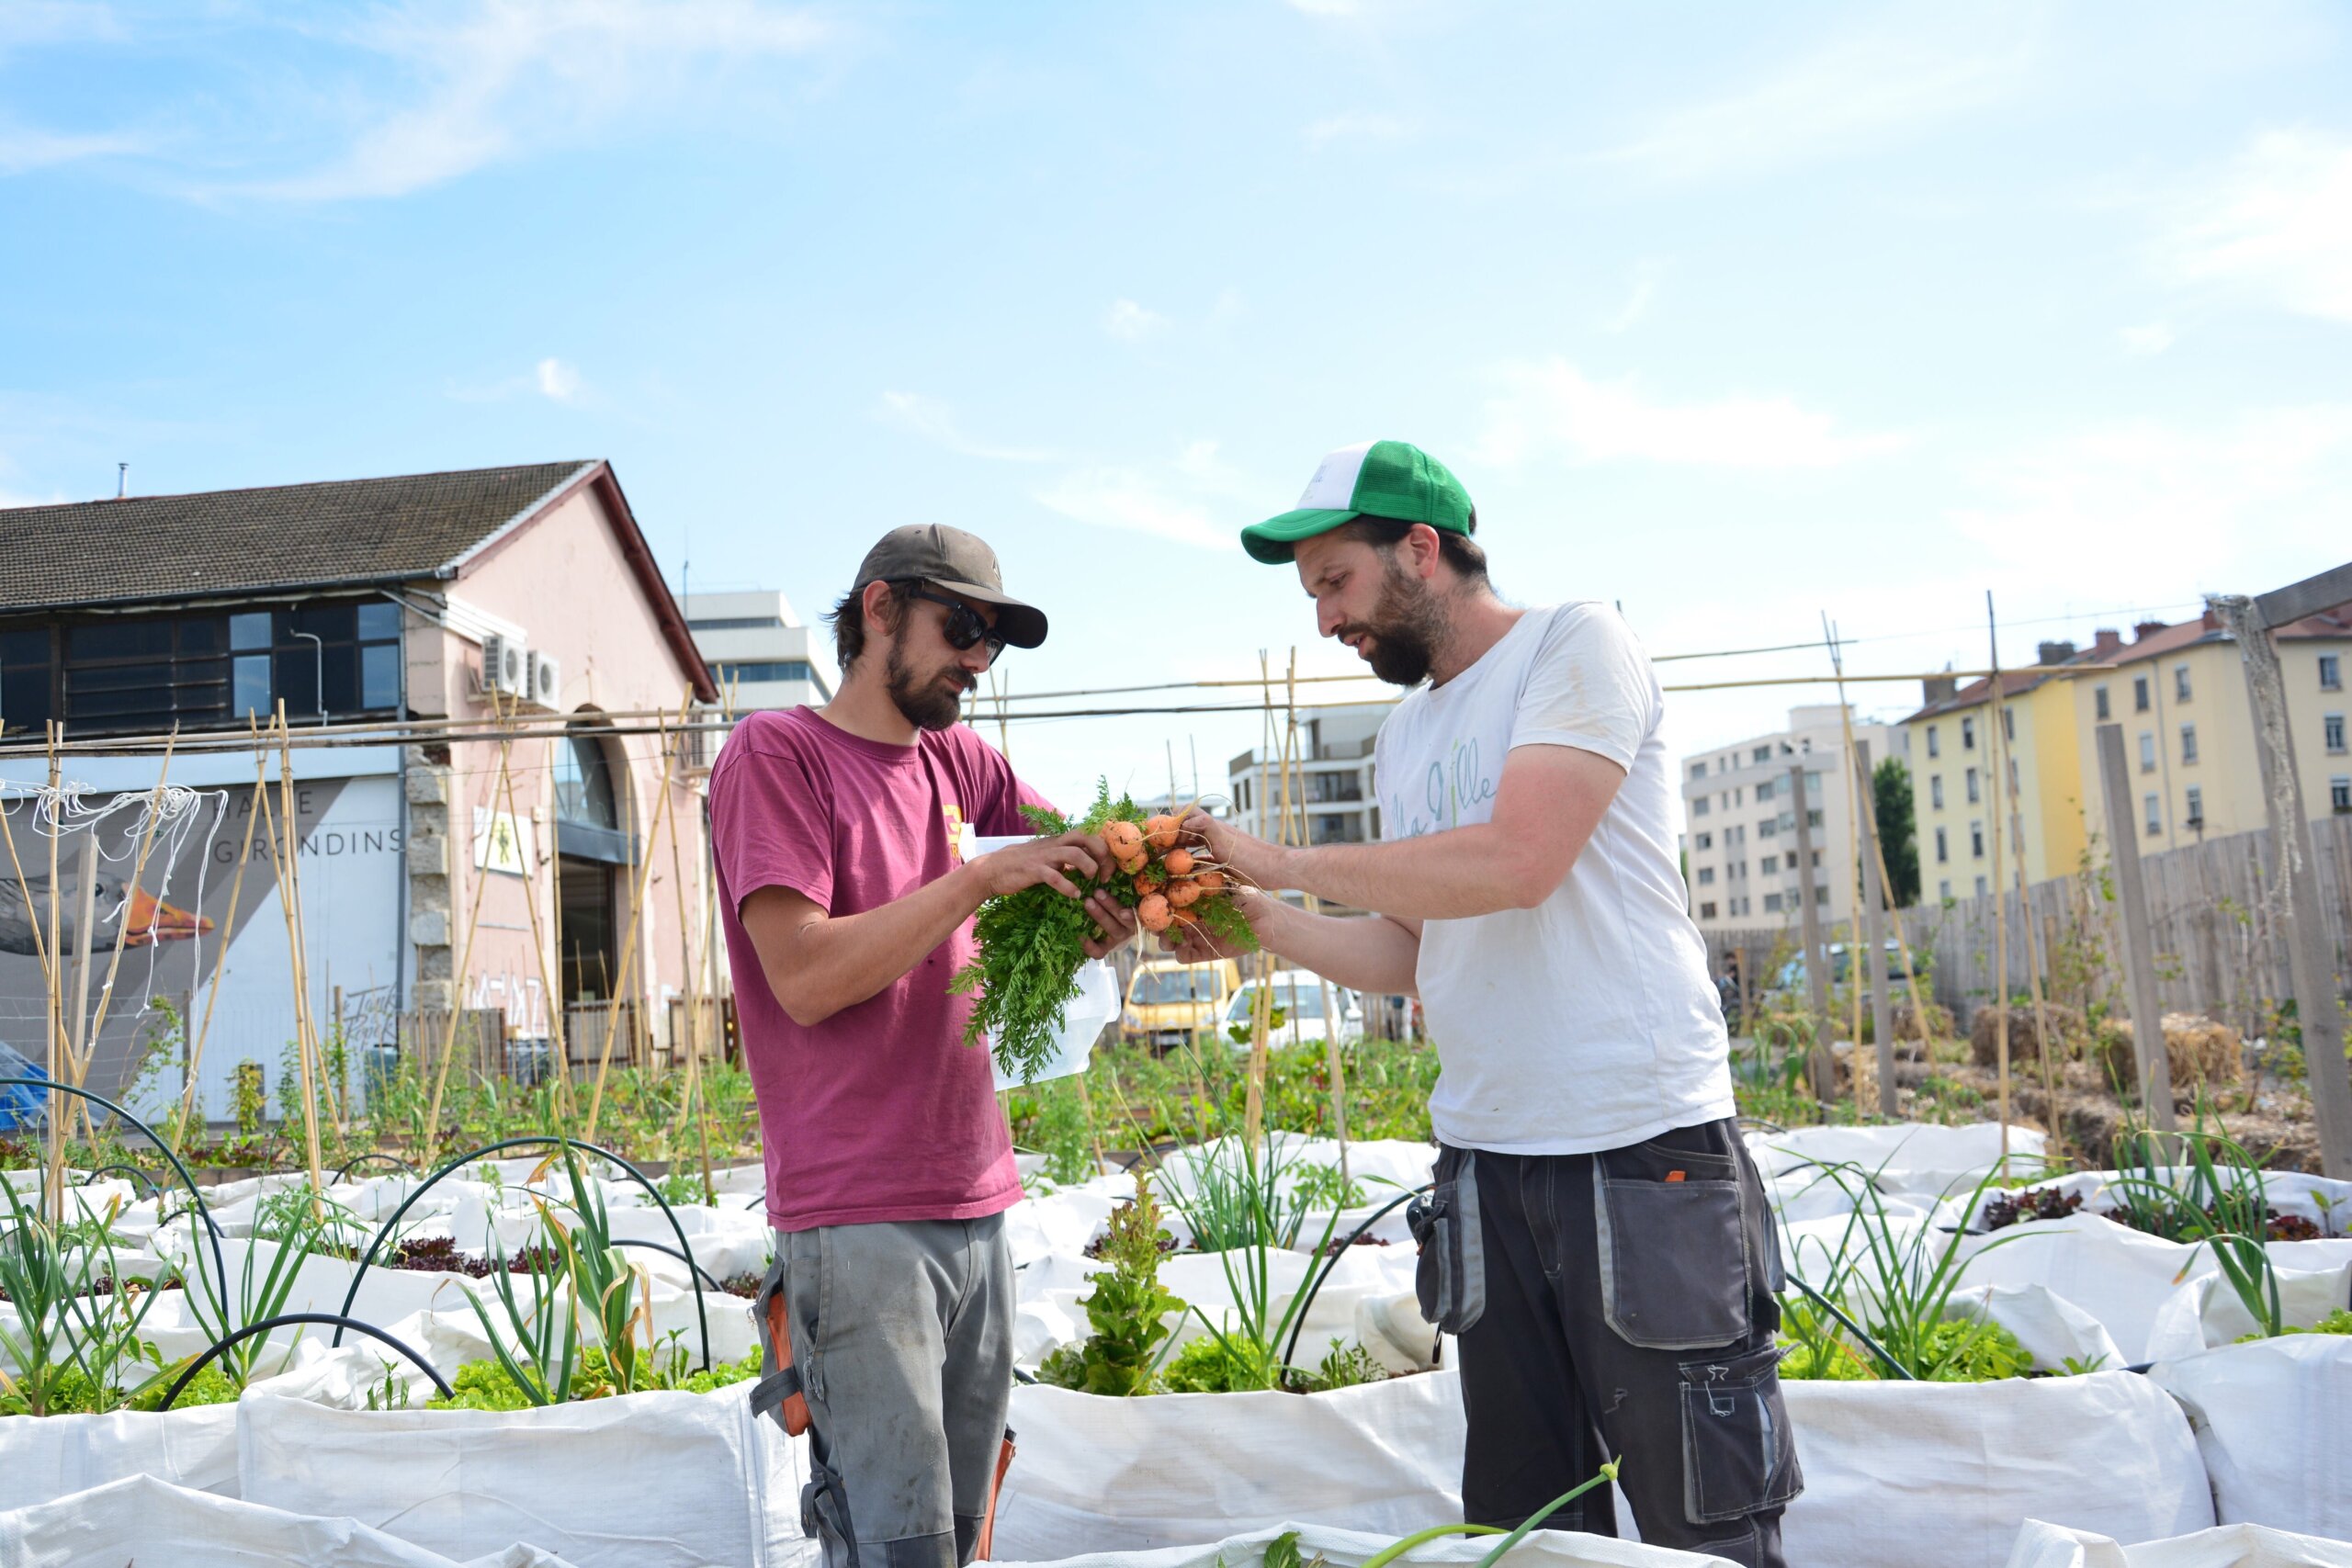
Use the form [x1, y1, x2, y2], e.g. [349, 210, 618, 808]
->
[1282, 1183, 1432, 1370]
[82, 1162, 162, 1196]
[0, 1077, 226, 1296]
[155, 1311, 454, 1409]
[334, 1152, 416, 1182]
[332, 1135, 711, 1371]
[1780, 1273, 1917, 1381]
[610, 1235, 728, 1294]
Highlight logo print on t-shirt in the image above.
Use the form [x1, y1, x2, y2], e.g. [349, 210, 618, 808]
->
[943, 802, 975, 864]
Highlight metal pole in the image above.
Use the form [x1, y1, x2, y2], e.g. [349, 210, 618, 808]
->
[1789, 764, 1835, 1101]
[2093, 723, 2177, 1133]
[1853, 740, 1897, 1115]
[2211, 593, 2352, 1178]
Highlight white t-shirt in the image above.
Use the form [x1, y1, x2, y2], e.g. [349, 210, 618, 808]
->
[1375, 601, 1734, 1155]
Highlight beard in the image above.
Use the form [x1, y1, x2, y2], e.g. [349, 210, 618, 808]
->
[1336, 558, 1449, 686]
[884, 637, 974, 732]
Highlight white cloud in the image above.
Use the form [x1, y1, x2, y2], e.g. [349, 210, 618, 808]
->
[1304, 111, 1410, 149]
[877, 391, 1059, 463]
[1102, 299, 1169, 342]
[1472, 358, 1908, 471]
[1604, 11, 2037, 179]
[1033, 468, 1238, 552]
[2120, 321, 2174, 355]
[1950, 404, 2352, 584]
[2163, 130, 2352, 324]
[0, 125, 142, 174]
[241, 0, 826, 200]
[535, 356, 582, 402]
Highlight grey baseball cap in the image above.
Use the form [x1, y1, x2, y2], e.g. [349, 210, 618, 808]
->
[851, 525, 1047, 649]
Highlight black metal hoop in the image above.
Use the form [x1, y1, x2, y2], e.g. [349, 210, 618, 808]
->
[154, 1311, 455, 1409]
[0, 1077, 227, 1298]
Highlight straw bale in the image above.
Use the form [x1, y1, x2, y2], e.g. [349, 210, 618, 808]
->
[2094, 1012, 2245, 1091]
[1969, 1001, 2089, 1067]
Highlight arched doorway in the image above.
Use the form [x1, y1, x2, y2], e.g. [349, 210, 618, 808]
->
[552, 723, 631, 1002]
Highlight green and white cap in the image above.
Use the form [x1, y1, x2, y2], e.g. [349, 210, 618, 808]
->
[1240, 439, 1476, 565]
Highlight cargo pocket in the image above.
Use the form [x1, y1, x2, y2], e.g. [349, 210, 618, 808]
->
[1406, 1147, 1485, 1335]
[1678, 1342, 1802, 1526]
[749, 1247, 812, 1438]
[1593, 1134, 1750, 1350]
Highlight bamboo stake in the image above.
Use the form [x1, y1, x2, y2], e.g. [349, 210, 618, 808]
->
[176, 764, 269, 1149]
[425, 699, 520, 1153]
[0, 775, 65, 1190]
[1243, 654, 1276, 1151]
[79, 728, 178, 1078]
[64, 835, 99, 1163]
[492, 730, 567, 1115]
[585, 692, 690, 1143]
[2005, 724, 2065, 1163]
[1985, 594, 2012, 1168]
[266, 709, 327, 1209]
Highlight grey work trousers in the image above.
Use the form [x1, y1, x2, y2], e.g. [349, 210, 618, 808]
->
[1427, 1120, 1802, 1567]
[761, 1214, 1014, 1568]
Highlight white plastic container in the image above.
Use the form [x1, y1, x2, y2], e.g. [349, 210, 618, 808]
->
[974, 835, 1118, 1089]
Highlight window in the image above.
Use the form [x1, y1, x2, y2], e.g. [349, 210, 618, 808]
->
[1690, 761, 1707, 780]
[1930, 775, 1944, 809]
[1756, 778, 1776, 801]
[2175, 664, 2192, 702]
[2002, 705, 2015, 742]
[2007, 757, 2018, 795]
[2095, 685, 2110, 721]
[1695, 831, 1713, 851]
[2326, 714, 2346, 754]
[2144, 792, 2162, 837]
[2180, 723, 2199, 763]
[1763, 892, 1783, 913]
[1806, 809, 1824, 829]
[685, 615, 784, 632]
[1697, 867, 1715, 886]
[2324, 654, 2343, 692]
[711, 660, 816, 685]
[1810, 850, 1820, 867]
[1974, 875, 1988, 897]
[1813, 885, 1830, 908]
[2334, 777, 2351, 813]
[2134, 675, 2150, 712]
[1691, 797, 1711, 818]
[554, 731, 621, 829]
[1935, 826, 1949, 863]
[11, 600, 401, 735]
[1758, 817, 1778, 838]
[1734, 787, 1743, 806]
[1961, 716, 1975, 750]
[2186, 784, 2203, 828]
[1970, 820, 1984, 858]
[1939, 878, 1951, 900]
[2139, 732, 2156, 773]
[1760, 855, 1780, 875]
[1699, 901, 1718, 920]
[1965, 767, 1980, 804]
[1927, 725, 1940, 759]
[1752, 745, 1770, 763]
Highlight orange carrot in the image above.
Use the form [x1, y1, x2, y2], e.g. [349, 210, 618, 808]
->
[1195, 869, 1227, 893]
[1102, 820, 1145, 861]
[1144, 814, 1181, 852]
[1160, 848, 1195, 877]
[1136, 893, 1172, 932]
[1166, 878, 1202, 908]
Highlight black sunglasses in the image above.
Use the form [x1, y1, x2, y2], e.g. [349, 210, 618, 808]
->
[899, 582, 1008, 666]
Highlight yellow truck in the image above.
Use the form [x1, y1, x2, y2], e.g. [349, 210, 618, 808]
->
[1121, 957, 1242, 1052]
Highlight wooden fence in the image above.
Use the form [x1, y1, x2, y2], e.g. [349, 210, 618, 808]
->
[1702, 815, 2352, 1035]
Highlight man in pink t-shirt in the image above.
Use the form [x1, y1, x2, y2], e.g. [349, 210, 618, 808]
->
[711, 524, 1131, 1568]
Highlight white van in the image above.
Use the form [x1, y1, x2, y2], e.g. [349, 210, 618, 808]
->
[1222, 969, 1363, 1050]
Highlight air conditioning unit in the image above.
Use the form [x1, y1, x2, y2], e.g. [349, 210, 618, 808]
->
[527, 650, 562, 710]
[481, 633, 530, 698]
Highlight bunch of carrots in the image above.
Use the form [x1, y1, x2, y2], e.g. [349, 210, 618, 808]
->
[956, 782, 1257, 1082]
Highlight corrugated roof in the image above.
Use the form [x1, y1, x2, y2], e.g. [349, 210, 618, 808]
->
[0, 461, 594, 614]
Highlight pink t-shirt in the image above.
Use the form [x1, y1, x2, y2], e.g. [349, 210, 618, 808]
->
[709, 706, 1049, 1232]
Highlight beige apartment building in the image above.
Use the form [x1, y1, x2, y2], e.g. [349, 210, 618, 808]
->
[1901, 606, 2352, 902]
[1679, 705, 1904, 932]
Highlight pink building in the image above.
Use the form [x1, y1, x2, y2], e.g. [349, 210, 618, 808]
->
[0, 461, 718, 1113]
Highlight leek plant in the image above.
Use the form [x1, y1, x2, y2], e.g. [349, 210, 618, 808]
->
[1161, 1171, 1344, 1393]
[2107, 1125, 2286, 1339]
[1778, 1159, 2041, 1382]
[461, 1148, 659, 1404]
[183, 1182, 329, 1389]
[0, 1183, 178, 1416]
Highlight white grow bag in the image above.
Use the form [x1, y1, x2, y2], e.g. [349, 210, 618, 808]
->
[1779, 1370, 2213, 1568]
[2150, 1335, 2352, 1536]
[0, 1471, 586, 1567]
[989, 1372, 1467, 1561]
[238, 1386, 814, 1568]
[0, 1401, 241, 1511]
[985, 1518, 1743, 1568]
[2007, 1517, 2352, 1568]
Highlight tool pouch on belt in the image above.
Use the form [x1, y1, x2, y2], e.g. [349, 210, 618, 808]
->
[750, 1252, 811, 1438]
[1407, 1146, 1485, 1336]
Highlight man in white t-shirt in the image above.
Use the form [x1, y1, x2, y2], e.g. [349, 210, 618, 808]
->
[1170, 441, 1801, 1567]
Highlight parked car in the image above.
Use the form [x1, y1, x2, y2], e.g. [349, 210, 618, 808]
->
[1770, 940, 1924, 998]
[1123, 957, 1241, 1051]
[1222, 970, 1364, 1050]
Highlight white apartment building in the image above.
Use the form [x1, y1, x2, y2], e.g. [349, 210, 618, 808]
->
[1679, 705, 1906, 933]
[684, 590, 837, 717]
[1227, 703, 1386, 845]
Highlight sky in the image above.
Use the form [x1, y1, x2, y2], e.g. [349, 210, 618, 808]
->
[3, 1, 2349, 810]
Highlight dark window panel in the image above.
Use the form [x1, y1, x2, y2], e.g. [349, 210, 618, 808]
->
[357, 602, 401, 640]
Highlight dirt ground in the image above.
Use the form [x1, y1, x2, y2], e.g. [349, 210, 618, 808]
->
[1926, 1056, 2324, 1173]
